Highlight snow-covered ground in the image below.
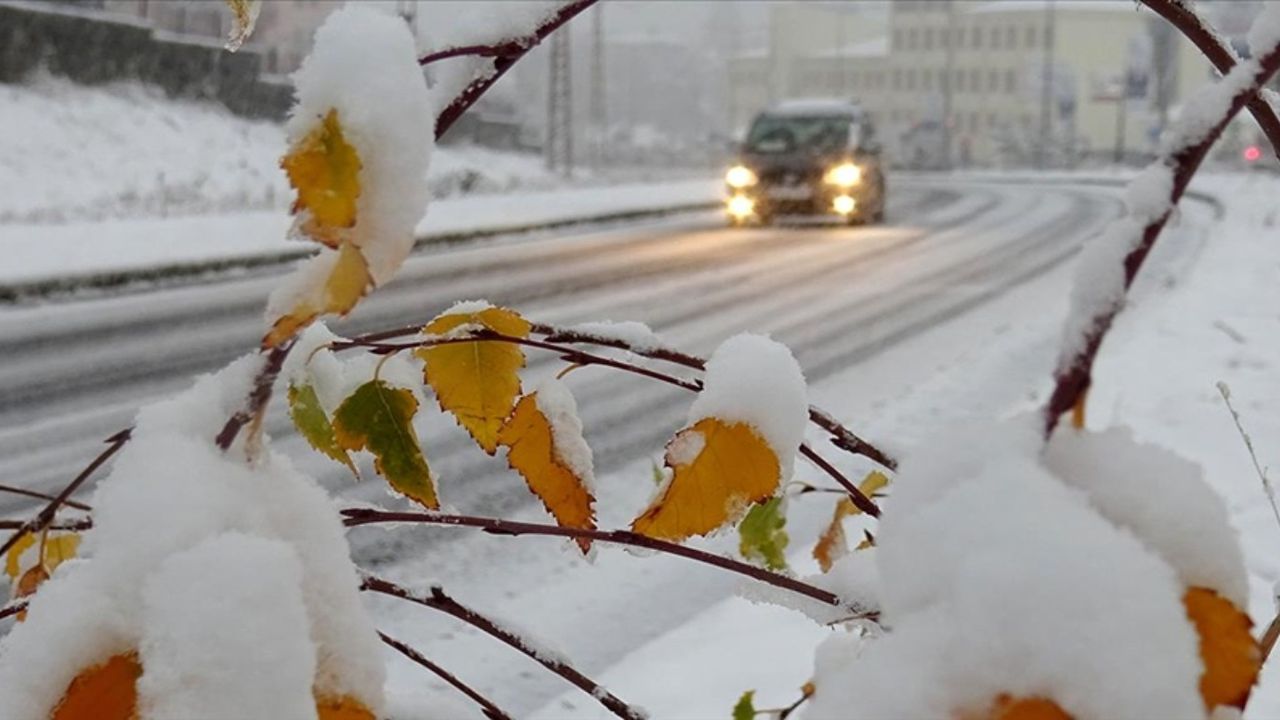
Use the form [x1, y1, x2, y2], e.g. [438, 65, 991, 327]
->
[504, 173, 1280, 719]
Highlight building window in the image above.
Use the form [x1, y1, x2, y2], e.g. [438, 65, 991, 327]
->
[894, 29, 903, 51]
[988, 112, 997, 128]
[906, 68, 916, 91]
[1005, 68, 1017, 93]
[956, 68, 966, 92]
[971, 26, 982, 48]
[1005, 26, 1017, 48]
[922, 69, 933, 91]
[991, 26, 1001, 49]
[988, 69, 999, 92]
[893, 68, 902, 90]
[907, 27, 918, 50]
[970, 112, 980, 131]
[924, 27, 934, 51]
[970, 68, 981, 93]
[1025, 26, 1037, 48]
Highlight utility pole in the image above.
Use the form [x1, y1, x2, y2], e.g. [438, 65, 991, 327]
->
[546, 29, 573, 176]
[1036, 0, 1056, 169]
[941, 0, 956, 170]
[590, 4, 606, 171]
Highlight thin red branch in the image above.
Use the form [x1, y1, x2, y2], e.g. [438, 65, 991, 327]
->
[0, 598, 28, 622]
[434, 0, 597, 138]
[1044, 33, 1280, 435]
[338, 330, 880, 515]
[1139, 0, 1280, 161]
[0, 518, 92, 532]
[0, 427, 130, 557]
[377, 630, 513, 720]
[0, 483, 91, 512]
[215, 342, 293, 451]
[362, 575, 645, 720]
[343, 508, 865, 613]
[419, 42, 523, 66]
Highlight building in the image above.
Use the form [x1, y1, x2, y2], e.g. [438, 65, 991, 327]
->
[728, 0, 1217, 167]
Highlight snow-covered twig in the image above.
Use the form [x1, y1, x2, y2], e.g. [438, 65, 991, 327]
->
[338, 331, 881, 516]
[361, 574, 647, 720]
[1139, 0, 1280, 160]
[0, 427, 129, 556]
[432, 0, 597, 138]
[377, 630, 514, 720]
[1216, 382, 1280, 532]
[1044, 10, 1280, 435]
[0, 519, 91, 533]
[342, 508, 860, 613]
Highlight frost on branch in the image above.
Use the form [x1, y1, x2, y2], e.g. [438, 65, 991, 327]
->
[632, 333, 807, 542]
[0, 359, 384, 720]
[265, 6, 432, 347]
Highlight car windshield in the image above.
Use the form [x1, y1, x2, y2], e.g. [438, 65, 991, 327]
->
[745, 115, 851, 154]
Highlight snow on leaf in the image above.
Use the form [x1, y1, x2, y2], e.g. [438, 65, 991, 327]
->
[632, 418, 781, 542]
[223, 0, 261, 51]
[732, 690, 756, 720]
[1184, 587, 1259, 711]
[738, 497, 788, 571]
[288, 382, 357, 476]
[333, 380, 438, 509]
[497, 390, 595, 553]
[264, 241, 371, 348]
[51, 652, 141, 720]
[418, 305, 531, 454]
[282, 109, 362, 248]
[813, 471, 889, 572]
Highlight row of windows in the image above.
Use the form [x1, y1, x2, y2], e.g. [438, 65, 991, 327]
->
[797, 66, 1021, 95]
[892, 24, 1047, 52]
[886, 109, 1036, 133]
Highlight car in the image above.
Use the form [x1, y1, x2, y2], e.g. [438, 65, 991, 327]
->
[724, 99, 887, 227]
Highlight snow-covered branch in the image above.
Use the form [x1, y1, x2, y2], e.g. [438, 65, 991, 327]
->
[1045, 5, 1280, 434]
[360, 574, 646, 720]
[1139, 0, 1280, 160]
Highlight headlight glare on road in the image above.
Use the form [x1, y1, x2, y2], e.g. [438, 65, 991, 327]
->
[833, 195, 856, 215]
[825, 163, 862, 187]
[727, 194, 755, 218]
[725, 165, 757, 188]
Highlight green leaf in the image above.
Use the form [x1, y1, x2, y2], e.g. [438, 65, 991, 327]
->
[333, 379, 438, 509]
[738, 497, 788, 571]
[732, 690, 756, 720]
[288, 382, 357, 476]
[650, 459, 665, 486]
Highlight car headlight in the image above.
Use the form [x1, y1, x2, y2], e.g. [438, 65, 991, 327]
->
[824, 163, 862, 187]
[725, 165, 757, 188]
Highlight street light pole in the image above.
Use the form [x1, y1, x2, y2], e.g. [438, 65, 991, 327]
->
[1036, 0, 1056, 168]
[941, 0, 956, 170]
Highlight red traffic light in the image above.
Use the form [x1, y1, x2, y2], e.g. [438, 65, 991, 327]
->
[1244, 145, 1262, 162]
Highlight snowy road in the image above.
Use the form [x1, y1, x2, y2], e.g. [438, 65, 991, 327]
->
[0, 177, 1140, 716]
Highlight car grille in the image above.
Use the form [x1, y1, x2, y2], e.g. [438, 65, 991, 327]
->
[757, 168, 821, 187]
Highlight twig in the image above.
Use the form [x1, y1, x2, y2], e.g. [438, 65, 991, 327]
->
[335, 329, 881, 515]
[215, 342, 293, 451]
[1139, 0, 1280, 161]
[433, 0, 597, 138]
[0, 518, 92, 532]
[0, 598, 28, 622]
[377, 630, 513, 720]
[342, 508, 859, 612]
[1261, 612, 1280, 663]
[1216, 382, 1280, 532]
[0, 484, 91, 512]
[362, 575, 646, 720]
[0, 428, 131, 557]
[1044, 28, 1280, 435]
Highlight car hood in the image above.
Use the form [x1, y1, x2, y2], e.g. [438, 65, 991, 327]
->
[739, 150, 846, 174]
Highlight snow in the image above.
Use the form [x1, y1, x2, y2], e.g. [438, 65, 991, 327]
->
[0, 358, 386, 718]
[1124, 162, 1175, 223]
[1248, 3, 1280, 60]
[267, 5, 433, 329]
[440, 299, 496, 317]
[769, 98, 861, 117]
[1045, 425, 1250, 607]
[821, 448, 1204, 719]
[138, 533, 316, 720]
[687, 334, 809, 478]
[563, 321, 667, 354]
[533, 379, 595, 489]
[664, 429, 705, 467]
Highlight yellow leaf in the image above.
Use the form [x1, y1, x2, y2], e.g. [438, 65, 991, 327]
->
[282, 109, 362, 247]
[5, 531, 34, 580]
[813, 471, 889, 572]
[1184, 586, 1259, 710]
[418, 306, 531, 454]
[316, 695, 375, 720]
[976, 695, 1073, 720]
[52, 652, 141, 720]
[223, 0, 260, 51]
[631, 418, 780, 542]
[42, 533, 80, 572]
[264, 241, 371, 348]
[333, 380, 438, 510]
[497, 392, 595, 553]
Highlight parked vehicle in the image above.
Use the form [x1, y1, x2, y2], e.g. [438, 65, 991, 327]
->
[723, 99, 887, 226]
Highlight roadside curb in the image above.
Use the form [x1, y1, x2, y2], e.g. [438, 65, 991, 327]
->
[910, 172, 1226, 219]
[0, 199, 721, 303]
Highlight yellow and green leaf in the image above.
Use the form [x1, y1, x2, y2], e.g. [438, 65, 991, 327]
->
[288, 382, 357, 476]
[732, 690, 756, 720]
[418, 306, 531, 454]
[333, 380, 438, 509]
[814, 470, 889, 572]
[282, 108, 362, 246]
